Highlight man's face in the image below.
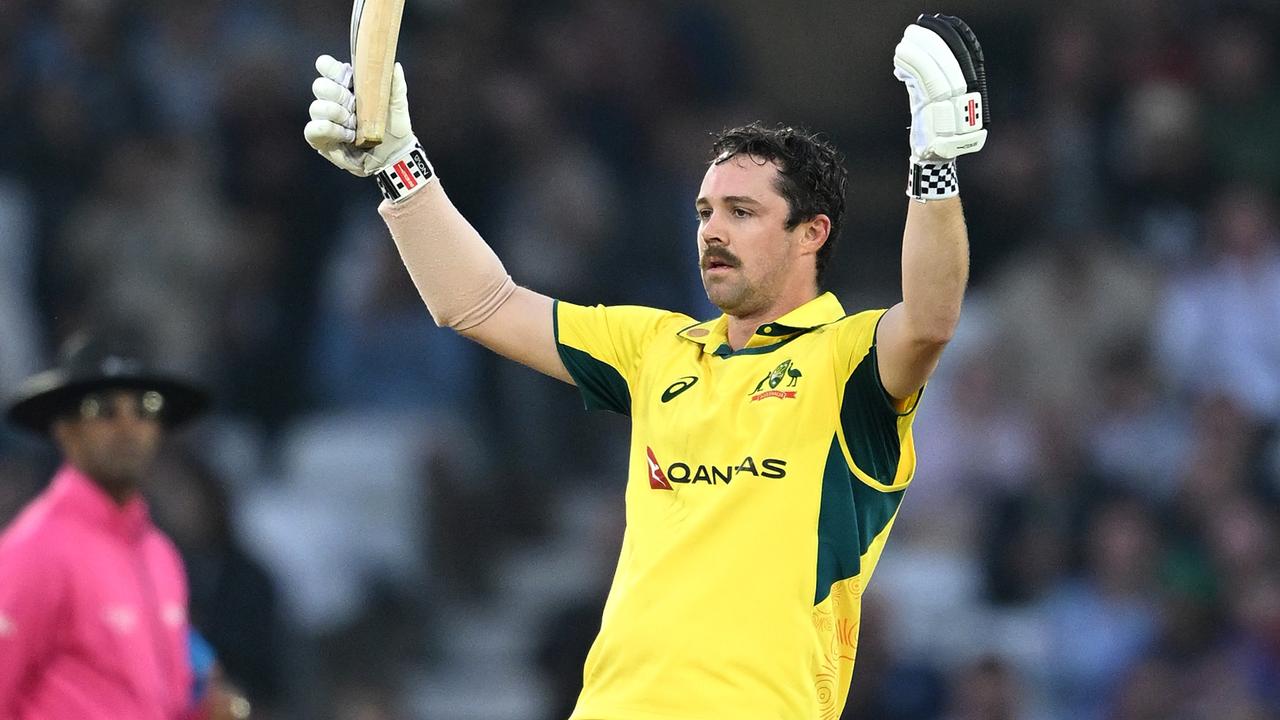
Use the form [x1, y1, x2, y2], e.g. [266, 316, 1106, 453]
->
[696, 154, 806, 317]
[53, 389, 164, 499]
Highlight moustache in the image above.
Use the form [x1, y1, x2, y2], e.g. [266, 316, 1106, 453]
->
[701, 248, 740, 270]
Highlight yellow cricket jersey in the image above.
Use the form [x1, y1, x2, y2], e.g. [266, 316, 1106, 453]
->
[553, 292, 922, 720]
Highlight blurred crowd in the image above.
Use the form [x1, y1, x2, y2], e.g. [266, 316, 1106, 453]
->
[2, 0, 1280, 718]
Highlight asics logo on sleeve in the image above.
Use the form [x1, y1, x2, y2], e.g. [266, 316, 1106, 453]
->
[661, 376, 699, 403]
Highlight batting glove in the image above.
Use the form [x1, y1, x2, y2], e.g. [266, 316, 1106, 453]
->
[894, 14, 988, 200]
[304, 54, 434, 202]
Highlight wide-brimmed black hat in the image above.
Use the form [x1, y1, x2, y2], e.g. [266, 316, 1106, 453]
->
[4, 332, 210, 436]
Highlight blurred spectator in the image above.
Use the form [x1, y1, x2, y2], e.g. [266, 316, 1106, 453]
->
[1035, 14, 1111, 232]
[907, 304, 1038, 549]
[330, 682, 402, 720]
[963, 120, 1051, 285]
[1111, 78, 1207, 262]
[988, 228, 1159, 427]
[310, 213, 481, 412]
[533, 497, 624, 720]
[1199, 13, 1280, 193]
[982, 461, 1081, 606]
[147, 448, 285, 711]
[1037, 495, 1162, 720]
[132, 3, 229, 139]
[55, 135, 240, 377]
[1223, 572, 1280, 711]
[1084, 339, 1189, 501]
[940, 655, 1025, 720]
[840, 595, 947, 720]
[1155, 183, 1280, 423]
[0, 179, 42, 397]
[1108, 656, 1180, 720]
[0, 454, 47, 529]
[1174, 393, 1267, 514]
[211, 28, 349, 424]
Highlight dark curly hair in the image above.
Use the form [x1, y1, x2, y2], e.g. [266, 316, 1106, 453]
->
[710, 122, 848, 285]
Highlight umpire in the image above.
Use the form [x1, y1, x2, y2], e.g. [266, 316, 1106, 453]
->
[0, 333, 244, 720]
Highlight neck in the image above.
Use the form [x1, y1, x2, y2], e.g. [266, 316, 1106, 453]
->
[725, 288, 820, 349]
[97, 483, 138, 506]
[71, 465, 139, 506]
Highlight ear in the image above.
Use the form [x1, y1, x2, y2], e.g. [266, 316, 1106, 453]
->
[799, 214, 832, 257]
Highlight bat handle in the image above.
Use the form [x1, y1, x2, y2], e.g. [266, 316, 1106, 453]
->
[355, 116, 385, 149]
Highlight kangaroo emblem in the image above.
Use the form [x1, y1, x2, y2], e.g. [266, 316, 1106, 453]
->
[752, 359, 803, 395]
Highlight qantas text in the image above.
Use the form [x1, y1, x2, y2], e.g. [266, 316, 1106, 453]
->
[664, 456, 787, 485]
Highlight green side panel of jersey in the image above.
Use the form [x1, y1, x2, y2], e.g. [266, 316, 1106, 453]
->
[814, 436, 905, 604]
[839, 345, 905, 484]
[553, 301, 632, 415]
[814, 348, 907, 604]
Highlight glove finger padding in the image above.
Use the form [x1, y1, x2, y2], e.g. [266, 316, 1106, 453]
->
[915, 15, 977, 91]
[895, 14, 988, 162]
[309, 99, 355, 129]
[304, 118, 356, 150]
[316, 54, 354, 88]
[313, 77, 356, 112]
[895, 25, 967, 103]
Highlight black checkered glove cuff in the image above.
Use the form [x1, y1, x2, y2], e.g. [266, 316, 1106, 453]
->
[374, 143, 436, 203]
[907, 159, 959, 202]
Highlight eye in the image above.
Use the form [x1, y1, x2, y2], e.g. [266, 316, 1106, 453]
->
[696, 208, 712, 222]
[732, 207, 751, 218]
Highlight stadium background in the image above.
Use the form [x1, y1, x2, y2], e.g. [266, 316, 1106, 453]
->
[3, 0, 1280, 718]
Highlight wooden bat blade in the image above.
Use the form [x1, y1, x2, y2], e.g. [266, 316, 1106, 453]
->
[351, 0, 406, 148]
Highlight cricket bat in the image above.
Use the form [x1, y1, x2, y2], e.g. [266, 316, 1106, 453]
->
[350, 0, 407, 148]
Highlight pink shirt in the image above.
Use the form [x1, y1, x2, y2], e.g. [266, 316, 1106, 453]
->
[0, 465, 196, 720]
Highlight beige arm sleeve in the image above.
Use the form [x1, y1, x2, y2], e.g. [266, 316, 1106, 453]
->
[378, 183, 517, 330]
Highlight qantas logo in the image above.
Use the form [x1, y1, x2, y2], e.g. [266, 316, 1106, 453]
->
[646, 447, 786, 489]
[646, 447, 673, 490]
[661, 376, 699, 403]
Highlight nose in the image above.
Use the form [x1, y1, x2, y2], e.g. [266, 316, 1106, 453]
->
[699, 212, 727, 247]
[106, 408, 152, 434]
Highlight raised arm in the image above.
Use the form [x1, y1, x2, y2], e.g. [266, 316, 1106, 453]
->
[877, 199, 969, 400]
[304, 55, 571, 383]
[874, 14, 987, 400]
[377, 182, 571, 383]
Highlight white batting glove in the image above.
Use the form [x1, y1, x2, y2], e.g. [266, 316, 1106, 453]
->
[304, 54, 434, 201]
[894, 14, 988, 200]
